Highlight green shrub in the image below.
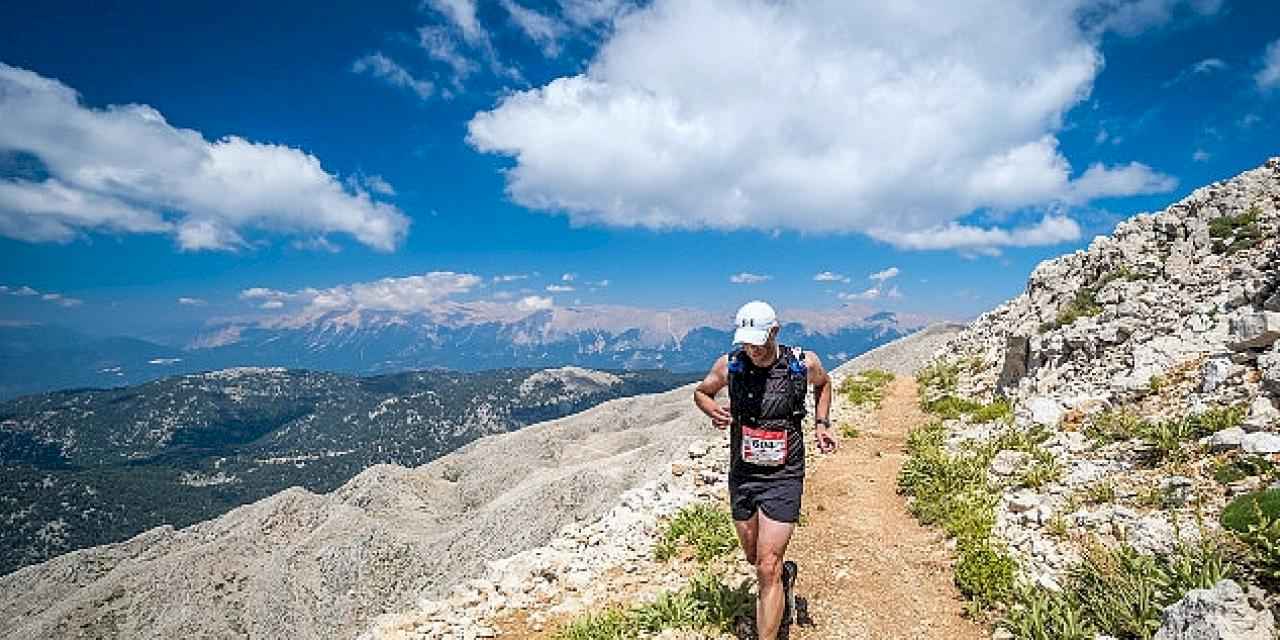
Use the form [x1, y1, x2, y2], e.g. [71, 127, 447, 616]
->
[1138, 418, 1209, 465]
[838, 423, 861, 439]
[654, 503, 738, 563]
[955, 538, 1017, 608]
[1212, 456, 1275, 485]
[1083, 481, 1116, 505]
[972, 398, 1014, 423]
[1190, 404, 1247, 432]
[1209, 206, 1262, 255]
[554, 569, 754, 639]
[839, 369, 895, 408]
[1222, 489, 1280, 534]
[1002, 539, 1234, 640]
[1019, 449, 1062, 489]
[1086, 410, 1146, 445]
[917, 361, 960, 394]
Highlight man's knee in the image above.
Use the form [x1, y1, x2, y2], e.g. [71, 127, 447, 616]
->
[755, 552, 783, 586]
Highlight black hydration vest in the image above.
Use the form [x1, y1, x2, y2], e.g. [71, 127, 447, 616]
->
[727, 344, 808, 480]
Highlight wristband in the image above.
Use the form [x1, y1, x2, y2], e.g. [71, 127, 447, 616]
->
[815, 417, 831, 428]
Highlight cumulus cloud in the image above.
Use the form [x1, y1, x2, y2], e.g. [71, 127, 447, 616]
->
[352, 53, 435, 100]
[868, 267, 900, 284]
[839, 288, 881, 301]
[178, 297, 207, 306]
[561, 272, 577, 281]
[467, 2, 1177, 250]
[0, 64, 410, 251]
[870, 216, 1082, 255]
[813, 271, 850, 283]
[730, 272, 770, 284]
[516, 295, 554, 311]
[1258, 38, 1280, 92]
[546, 283, 575, 292]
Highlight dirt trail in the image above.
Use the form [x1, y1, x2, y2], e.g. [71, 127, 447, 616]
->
[782, 375, 988, 640]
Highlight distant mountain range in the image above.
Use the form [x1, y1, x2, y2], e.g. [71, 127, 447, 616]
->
[0, 365, 695, 576]
[0, 305, 919, 399]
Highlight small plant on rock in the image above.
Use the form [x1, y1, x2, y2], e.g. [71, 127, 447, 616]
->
[1222, 489, 1280, 587]
[917, 360, 960, 395]
[1085, 410, 1146, 445]
[1019, 449, 1063, 489]
[654, 503, 738, 563]
[839, 369, 894, 408]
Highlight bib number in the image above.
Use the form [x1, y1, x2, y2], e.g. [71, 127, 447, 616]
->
[741, 426, 787, 466]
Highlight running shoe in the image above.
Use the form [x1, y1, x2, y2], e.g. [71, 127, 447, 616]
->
[781, 560, 798, 625]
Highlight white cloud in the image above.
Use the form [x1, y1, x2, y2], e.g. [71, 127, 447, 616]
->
[869, 215, 1082, 254]
[40, 292, 82, 307]
[468, 2, 1176, 246]
[1258, 38, 1280, 92]
[839, 288, 880, 301]
[561, 272, 577, 281]
[1192, 58, 1227, 74]
[360, 175, 396, 196]
[493, 273, 529, 282]
[813, 271, 849, 283]
[242, 272, 483, 315]
[546, 283, 575, 292]
[589, 279, 610, 287]
[424, 0, 487, 46]
[1065, 162, 1178, 203]
[501, 0, 568, 56]
[868, 267, 900, 283]
[0, 64, 410, 251]
[1192, 149, 1211, 162]
[516, 295, 554, 311]
[558, 0, 637, 27]
[291, 236, 342, 253]
[8, 285, 39, 296]
[730, 272, 770, 284]
[352, 53, 435, 100]
[419, 26, 480, 83]
[178, 297, 207, 306]
[1081, 0, 1223, 37]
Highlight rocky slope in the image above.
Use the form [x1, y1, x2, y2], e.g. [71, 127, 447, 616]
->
[0, 382, 717, 639]
[0, 365, 692, 577]
[920, 158, 1280, 636]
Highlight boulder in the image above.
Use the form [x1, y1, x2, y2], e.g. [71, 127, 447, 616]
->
[1228, 311, 1280, 351]
[1242, 397, 1279, 432]
[1241, 432, 1280, 455]
[1200, 358, 1234, 393]
[1261, 348, 1280, 396]
[1208, 428, 1246, 452]
[1154, 579, 1275, 640]
[1026, 396, 1065, 427]
[996, 335, 1030, 393]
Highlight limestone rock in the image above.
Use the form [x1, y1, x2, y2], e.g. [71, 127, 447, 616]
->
[1025, 397, 1065, 427]
[1228, 311, 1280, 351]
[1241, 432, 1280, 455]
[1154, 580, 1275, 640]
[1208, 428, 1246, 452]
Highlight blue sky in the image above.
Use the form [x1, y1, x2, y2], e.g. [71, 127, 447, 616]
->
[0, 0, 1277, 342]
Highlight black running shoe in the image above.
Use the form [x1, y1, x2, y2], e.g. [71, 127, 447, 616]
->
[781, 560, 798, 625]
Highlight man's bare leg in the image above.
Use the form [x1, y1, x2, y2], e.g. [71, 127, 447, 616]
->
[733, 513, 759, 565]
[754, 511, 796, 640]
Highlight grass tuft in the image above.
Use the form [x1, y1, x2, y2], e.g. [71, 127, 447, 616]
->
[553, 570, 753, 639]
[653, 504, 738, 563]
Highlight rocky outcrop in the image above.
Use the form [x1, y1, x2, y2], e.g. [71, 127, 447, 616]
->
[923, 158, 1280, 629]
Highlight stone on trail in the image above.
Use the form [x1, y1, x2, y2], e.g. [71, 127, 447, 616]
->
[1228, 311, 1280, 351]
[1025, 396, 1065, 427]
[1208, 427, 1246, 452]
[1241, 432, 1280, 455]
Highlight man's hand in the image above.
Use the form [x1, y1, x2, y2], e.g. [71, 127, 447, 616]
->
[709, 404, 732, 430]
[815, 426, 838, 453]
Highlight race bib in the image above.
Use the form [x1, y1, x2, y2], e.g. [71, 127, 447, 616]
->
[741, 426, 787, 466]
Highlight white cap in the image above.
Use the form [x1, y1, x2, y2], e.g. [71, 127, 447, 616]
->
[733, 300, 777, 346]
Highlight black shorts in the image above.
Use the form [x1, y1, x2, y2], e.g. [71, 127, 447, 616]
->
[728, 475, 803, 523]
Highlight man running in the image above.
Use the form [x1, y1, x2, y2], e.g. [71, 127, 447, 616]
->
[693, 300, 836, 640]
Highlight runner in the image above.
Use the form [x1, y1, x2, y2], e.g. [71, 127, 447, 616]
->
[692, 300, 836, 640]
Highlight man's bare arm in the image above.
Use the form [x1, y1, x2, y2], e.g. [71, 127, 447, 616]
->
[693, 355, 732, 429]
[807, 352, 837, 452]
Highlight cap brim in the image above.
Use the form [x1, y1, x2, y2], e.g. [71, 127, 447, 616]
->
[733, 327, 769, 346]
